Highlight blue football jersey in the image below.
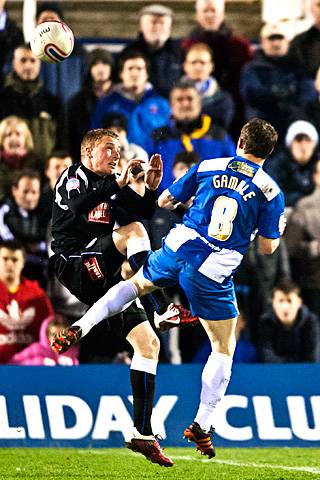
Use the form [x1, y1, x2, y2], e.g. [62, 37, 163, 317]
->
[165, 155, 285, 283]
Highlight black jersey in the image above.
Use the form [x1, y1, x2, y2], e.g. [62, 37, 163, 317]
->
[51, 163, 157, 254]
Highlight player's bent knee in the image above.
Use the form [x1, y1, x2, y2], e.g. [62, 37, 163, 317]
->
[126, 323, 160, 360]
[119, 221, 148, 239]
[121, 260, 134, 279]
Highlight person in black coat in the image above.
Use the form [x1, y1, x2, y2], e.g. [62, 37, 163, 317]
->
[256, 279, 320, 363]
[65, 48, 114, 162]
[121, 4, 184, 98]
[0, 0, 24, 86]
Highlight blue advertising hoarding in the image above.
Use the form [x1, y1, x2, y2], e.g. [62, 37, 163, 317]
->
[0, 364, 319, 448]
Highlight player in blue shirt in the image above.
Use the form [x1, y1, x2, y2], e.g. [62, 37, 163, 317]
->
[53, 118, 285, 459]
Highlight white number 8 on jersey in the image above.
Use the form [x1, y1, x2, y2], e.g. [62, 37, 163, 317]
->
[208, 195, 238, 241]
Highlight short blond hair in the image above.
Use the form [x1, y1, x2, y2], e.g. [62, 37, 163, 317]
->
[185, 42, 213, 60]
[0, 115, 34, 152]
[80, 128, 119, 160]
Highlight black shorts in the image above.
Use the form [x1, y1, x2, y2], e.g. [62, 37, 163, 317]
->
[51, 234, 125, 306]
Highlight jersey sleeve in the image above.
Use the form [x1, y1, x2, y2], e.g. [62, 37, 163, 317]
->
[57, 170, 120, 215]
[258, 191, 285, 239]
[168, 163, 199, 203]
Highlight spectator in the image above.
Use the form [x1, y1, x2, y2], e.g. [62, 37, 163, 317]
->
[256, 280, 320, 363]
[148, 80, 235, 192]
[305, 65, 320, 133]
[9, 314, 79, 365]
[0, 170, 49, 287]
[146, 151, 199, 251]
[182, 42, 234, 130]
[91, 49, 170, 149]
[65, 48, 114, 162]
[240, 23, 317, 139]
[266, 120, 319, 207]
[122, 3, 184, 98]
[0, 44, 63, 159]
[102, 112, 148, 168]
[235, 236, 291, 338]
[285, 159, 320, 318]
[172, 150, 199, 181]
[102, 112, 149, 206]
[289, 0, 320, 79]
[0, 0, 23, 86]
[182, 0, 253, 135]
[35, 1, 86, 104]
[0, 116, 41, 200]
[0, 239, 53, 364]
[40, 150, 73, 226]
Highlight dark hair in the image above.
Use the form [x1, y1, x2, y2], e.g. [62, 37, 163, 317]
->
[272, 279, 301, 298]
[171, 78, 198, 91]
[14, 43, 32, 53]
[36, 2, 64, 20]
[11, 169, 41, 187]
[102, 112, 128, 132]
[240, 118, 278, 159]
[117, 48, 150, 74]
[45, 150, 72, 169]
[173, 151, 200, 168]
[0, 239, 26, 258]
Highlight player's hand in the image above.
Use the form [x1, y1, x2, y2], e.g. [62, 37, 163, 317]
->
[145, 154, 163, 191]
[116, 159, 144, 188]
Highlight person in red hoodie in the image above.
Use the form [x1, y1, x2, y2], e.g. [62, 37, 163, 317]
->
[0, 239, 53, 363]
[9, 314, 79, 365]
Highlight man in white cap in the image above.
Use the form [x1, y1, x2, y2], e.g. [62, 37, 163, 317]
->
[266, 120, 319, 206]
[240, 23, 316, 139]
[121, 3, 184, 97]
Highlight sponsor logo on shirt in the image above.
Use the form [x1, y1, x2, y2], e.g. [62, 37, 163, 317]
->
[228, 161, 255, 177]
[88, 202, 111, 224]
[83, 256, 104, 281]
[66, 177, 80, 193]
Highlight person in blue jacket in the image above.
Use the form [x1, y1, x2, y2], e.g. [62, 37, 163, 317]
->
[91, 49, 170, 150]
[147, 80, 235, 193]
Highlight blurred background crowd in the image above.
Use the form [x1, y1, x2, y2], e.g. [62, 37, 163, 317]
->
[0, 0, 320, 366]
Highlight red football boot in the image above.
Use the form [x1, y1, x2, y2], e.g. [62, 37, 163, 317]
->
[51, 326, 82, 354]
[183, 422, 216, 459]
[154, 303, 199, 331]
[126, 430, 174, 467]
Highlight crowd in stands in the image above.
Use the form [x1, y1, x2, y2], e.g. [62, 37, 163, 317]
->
[0, 0, 320, 366]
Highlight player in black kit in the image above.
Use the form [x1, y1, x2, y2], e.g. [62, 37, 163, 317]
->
[50, 129, 178, 466]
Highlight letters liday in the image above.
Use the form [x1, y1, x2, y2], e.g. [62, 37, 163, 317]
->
[0, 394, 319, 442]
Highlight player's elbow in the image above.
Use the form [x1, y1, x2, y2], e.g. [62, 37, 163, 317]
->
[258, 237, 280, 255]
[157, 189, 174, 209]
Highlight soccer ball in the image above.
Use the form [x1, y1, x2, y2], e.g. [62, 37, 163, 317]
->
[30, 20, 74, 64]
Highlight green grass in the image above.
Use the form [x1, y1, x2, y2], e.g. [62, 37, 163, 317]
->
[1, 448, 320, 480]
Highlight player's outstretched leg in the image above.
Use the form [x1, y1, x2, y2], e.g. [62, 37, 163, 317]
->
[126, 430, 174, 467]
[183, 422, 215, 459]
[51, 326, 82, 353]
